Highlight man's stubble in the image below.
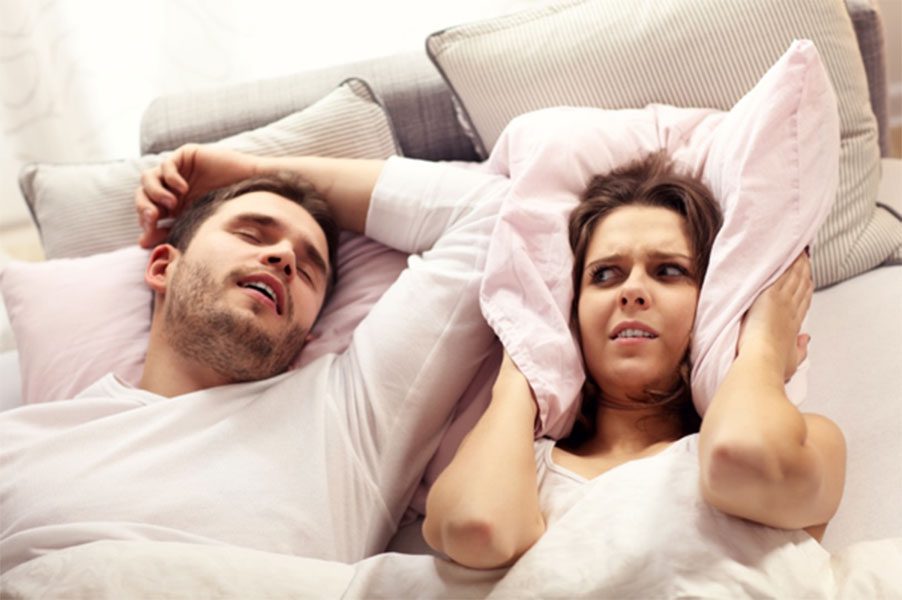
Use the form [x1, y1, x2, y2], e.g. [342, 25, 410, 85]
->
[164, 258, 306, 383]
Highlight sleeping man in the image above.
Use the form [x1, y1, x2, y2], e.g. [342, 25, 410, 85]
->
[0, 145, 507, 574]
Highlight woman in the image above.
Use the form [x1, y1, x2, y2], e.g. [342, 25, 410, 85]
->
[422, 151, 846, 571]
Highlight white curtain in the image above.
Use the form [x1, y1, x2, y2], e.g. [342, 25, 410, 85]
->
[0, 0, 536, 229]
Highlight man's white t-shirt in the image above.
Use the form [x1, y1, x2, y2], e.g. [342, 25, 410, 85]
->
[0, 157, 508, 573]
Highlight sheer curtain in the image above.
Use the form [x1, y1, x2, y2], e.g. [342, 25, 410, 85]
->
[0, 0, 535, 230]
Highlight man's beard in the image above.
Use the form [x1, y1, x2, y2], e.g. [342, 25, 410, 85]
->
[164, 258, 306, 383]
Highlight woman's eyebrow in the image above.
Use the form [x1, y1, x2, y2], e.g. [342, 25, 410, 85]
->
[584, 250, 692, 270]
[584, 254, 625, 272]
[647, 251, 692, 261]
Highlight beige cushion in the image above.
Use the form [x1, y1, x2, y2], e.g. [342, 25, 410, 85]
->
[19, 79, 399, 259]
[426, 0, 902, 287]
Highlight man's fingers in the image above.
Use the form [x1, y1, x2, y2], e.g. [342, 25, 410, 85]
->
[139, 227, 168, 249]
[137, 218, 170, 249]
[160, 157, 190, 197]
[140, 166, 178, 209]
[135, 186, 171, 248]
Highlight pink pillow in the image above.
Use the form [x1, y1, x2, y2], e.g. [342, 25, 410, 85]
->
[1, 246, 151, 404]
[479, 40, 839, 437]
[0, 235, 408, 404]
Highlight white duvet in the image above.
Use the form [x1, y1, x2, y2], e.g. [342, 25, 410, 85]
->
[6, 436, 901, 599]
[3, 532, 900, 599]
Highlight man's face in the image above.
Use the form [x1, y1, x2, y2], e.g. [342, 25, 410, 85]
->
[161, 191, 331, 382]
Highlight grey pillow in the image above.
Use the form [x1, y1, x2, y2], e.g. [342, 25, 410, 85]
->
[20, 78, 400, 259]
[426, 0, 902, 288]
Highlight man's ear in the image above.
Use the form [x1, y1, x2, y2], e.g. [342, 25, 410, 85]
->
[145, 244, 180, 295]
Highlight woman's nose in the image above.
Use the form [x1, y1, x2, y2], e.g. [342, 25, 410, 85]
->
[619, 291, 647, 307]
[619, 272, 650, 308]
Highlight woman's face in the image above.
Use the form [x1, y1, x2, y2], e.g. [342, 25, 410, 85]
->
[577, 205, 699, 402]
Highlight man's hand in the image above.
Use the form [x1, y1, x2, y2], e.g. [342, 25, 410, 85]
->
[135, 144, 261, 247]
[738, 252, 813, 381]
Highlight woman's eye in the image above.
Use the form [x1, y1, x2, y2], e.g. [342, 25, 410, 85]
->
[658, 264, 688, 278]
[591, 266, 618, 284]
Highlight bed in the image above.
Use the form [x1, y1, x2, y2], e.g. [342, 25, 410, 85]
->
[1, 0, 900, 596]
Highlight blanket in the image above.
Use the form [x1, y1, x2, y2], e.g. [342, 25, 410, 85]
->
[3, 531, 899, 598]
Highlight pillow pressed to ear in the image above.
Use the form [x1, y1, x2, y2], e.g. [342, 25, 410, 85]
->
[19, 78, 399, 260]
[478, 41, 838, 436]
[427, 0, 902, 288]
[3, 79, 407, 405]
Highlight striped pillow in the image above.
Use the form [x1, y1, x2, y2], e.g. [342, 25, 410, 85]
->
[427, 0, 902, 287]
[19, 79, 400, 259]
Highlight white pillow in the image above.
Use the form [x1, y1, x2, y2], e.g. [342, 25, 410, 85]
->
[20, 79, 399, 259]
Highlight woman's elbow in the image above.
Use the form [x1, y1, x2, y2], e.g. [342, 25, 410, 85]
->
[700, 438, 780, 506]
[423, 514, 543, 570]
[699, 439, 824, 526]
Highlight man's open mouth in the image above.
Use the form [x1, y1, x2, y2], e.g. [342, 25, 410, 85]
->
[238, 275, 284, 316]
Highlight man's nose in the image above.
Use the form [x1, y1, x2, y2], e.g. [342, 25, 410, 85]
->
[262, 242, 294, 278]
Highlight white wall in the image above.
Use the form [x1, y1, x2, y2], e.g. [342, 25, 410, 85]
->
[0, 0, 539, 235]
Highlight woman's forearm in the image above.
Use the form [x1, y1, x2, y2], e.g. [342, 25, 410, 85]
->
[698, 336, 844, 528]
[700, 337, 808, 480]
[423, 357, 545, 569]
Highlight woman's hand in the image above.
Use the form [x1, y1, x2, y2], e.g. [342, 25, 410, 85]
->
[135, 144, 262, 247]
[738, 252, 813, 381]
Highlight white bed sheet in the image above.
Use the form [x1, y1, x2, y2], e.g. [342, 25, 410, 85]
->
[3, 533, 900, 598]
[806, 263, 902, 552]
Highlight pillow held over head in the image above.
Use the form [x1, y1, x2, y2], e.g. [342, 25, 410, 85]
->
[478, 40, 839, 437]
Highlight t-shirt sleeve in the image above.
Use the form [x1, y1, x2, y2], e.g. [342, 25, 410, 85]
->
[364, 156, 505, 253]
[334, 156, 506, 522]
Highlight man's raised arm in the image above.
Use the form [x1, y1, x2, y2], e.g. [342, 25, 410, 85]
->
[136, 143, 384, 245]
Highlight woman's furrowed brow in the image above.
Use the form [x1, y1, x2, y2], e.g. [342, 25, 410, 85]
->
[647, 250, 693, 261]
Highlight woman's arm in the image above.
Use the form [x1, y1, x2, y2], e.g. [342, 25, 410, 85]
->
[422, 352, 546, 569]
[698, 253, 846, 531]
[135, 143, 384, 246]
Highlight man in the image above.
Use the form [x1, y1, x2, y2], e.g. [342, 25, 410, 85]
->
[140, 172, 340, 395]
[0, 145, 508, 573]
